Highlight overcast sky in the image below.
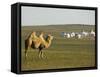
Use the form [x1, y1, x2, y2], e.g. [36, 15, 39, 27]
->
[21, 6, 95, 26]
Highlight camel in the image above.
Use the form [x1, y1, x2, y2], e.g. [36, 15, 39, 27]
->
[25, 32, 53, 59]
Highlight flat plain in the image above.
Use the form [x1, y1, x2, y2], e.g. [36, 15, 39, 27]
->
[21, 24, 95, 71]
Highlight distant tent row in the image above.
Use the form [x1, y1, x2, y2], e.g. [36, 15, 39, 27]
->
[61, 30, 95, 39]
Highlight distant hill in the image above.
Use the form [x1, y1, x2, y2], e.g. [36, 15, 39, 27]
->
[22, 24, 95, 33]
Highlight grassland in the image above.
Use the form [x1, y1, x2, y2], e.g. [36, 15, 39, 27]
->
[21, 24, 95, 71]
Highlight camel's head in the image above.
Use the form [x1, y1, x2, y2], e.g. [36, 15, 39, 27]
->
[47, 34, 53, 41]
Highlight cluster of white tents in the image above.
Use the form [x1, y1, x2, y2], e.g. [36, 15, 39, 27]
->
[61, 30, 95, 39]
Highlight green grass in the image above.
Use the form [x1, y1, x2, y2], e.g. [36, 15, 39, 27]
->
[21, 24, 95, 71]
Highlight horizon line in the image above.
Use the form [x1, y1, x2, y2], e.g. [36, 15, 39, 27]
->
[22, 24, 95, 26]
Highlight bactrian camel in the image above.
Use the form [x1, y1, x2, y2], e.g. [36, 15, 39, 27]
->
[25, 32, 53, 59]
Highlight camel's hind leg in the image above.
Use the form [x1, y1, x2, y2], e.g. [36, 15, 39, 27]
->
[25, 39, 29, 59]
[25, 47, 28, 59]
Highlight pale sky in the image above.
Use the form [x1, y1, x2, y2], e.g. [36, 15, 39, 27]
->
[21, 6, 95, 26]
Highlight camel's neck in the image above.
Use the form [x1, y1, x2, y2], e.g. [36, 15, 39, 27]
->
[45, 39, 52, 48]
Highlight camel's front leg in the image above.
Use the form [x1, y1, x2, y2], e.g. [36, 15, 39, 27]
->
[38, 50, 41, 59]
[38, 50, 46, 59]
[38, 49, 45, 59]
